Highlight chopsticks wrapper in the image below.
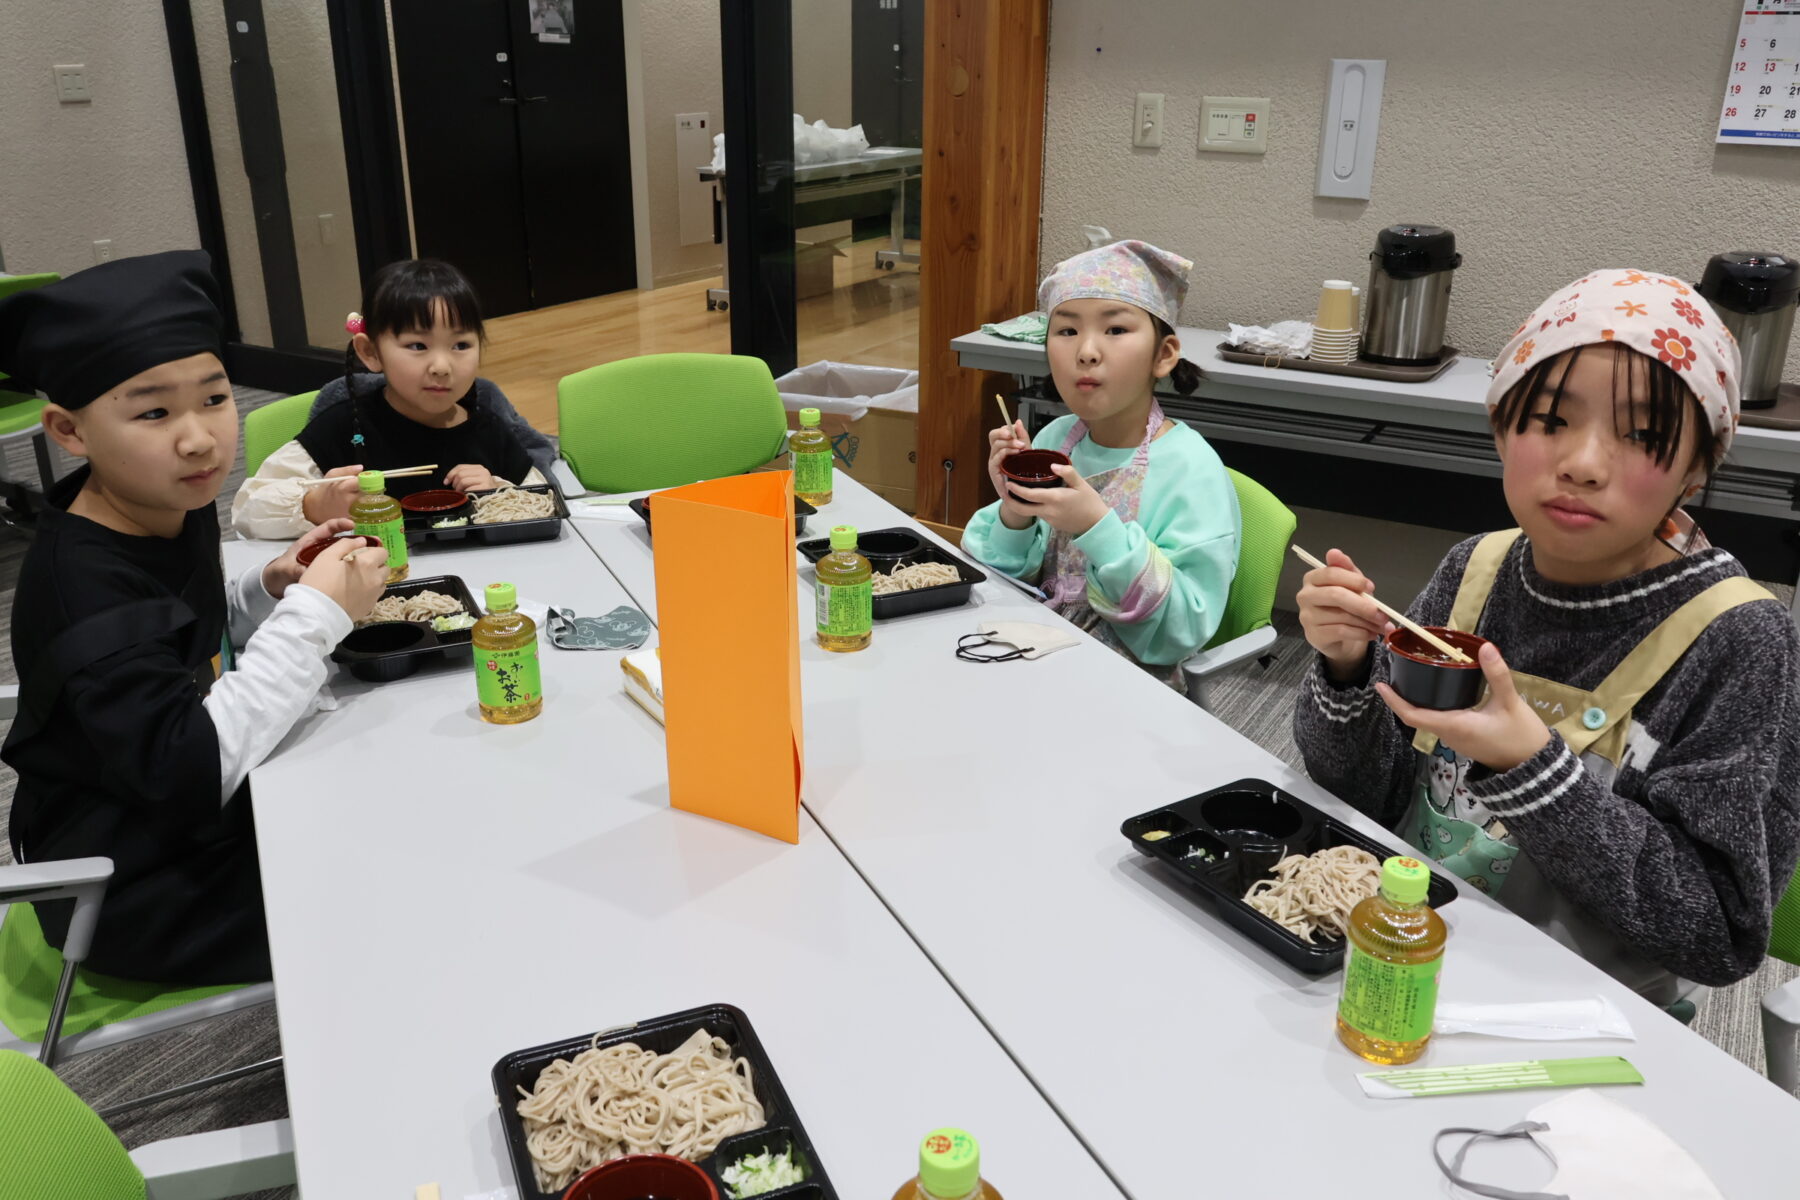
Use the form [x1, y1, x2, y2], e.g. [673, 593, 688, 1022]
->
[650, 471, 804, 843]
[1358, 1055, 1643, 1099]
[547, 605, 651, 650]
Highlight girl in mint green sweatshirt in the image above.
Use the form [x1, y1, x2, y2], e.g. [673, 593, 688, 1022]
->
[962, 240, 1240, 691]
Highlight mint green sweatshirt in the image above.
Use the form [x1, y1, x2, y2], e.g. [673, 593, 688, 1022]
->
[960, 415, 1241, 666]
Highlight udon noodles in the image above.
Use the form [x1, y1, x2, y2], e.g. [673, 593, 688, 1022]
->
[871, 561, 961, 595]
[1243, 845, 1381, 942]
[516, 1027, 764, 1191]
[355, 589, 465, 628]
[472, 484, 555, 525]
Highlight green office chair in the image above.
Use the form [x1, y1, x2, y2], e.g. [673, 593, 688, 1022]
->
[0, 856, 278, 1118]
[1759, 861, 1800, 1094]
[1180, 468, 1298, 711]
[240, 390, 317, 476]
[557, 353, 790, 492]
[0, 1050, 293, 1200]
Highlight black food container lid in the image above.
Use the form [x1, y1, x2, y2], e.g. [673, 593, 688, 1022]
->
[1698, 251, 1800, 316]
[1371, 224, 1462, 279]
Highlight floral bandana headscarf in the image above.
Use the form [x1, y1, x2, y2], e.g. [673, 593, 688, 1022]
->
[1488, 269, 1742, 460]
[1038, 239, 1192, 329]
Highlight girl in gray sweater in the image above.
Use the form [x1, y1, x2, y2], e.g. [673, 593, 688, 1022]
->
[1293, 270, 1800, 1004]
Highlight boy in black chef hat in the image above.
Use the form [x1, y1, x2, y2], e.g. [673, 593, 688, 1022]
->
[0, 250, 388, 983]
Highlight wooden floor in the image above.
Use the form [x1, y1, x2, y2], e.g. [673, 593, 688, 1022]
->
[482, 235, 920, 434]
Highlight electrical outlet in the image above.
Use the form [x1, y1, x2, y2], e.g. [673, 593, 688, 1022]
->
[318, 213, 338, 246]
[92, 239, 113, 264]
[1200, 96, 1270, 155]
[54, 64, 90, 104]
[1132, 92, 1165, 149]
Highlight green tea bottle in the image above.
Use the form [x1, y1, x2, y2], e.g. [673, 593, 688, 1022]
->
[890, 1129, 1005, 1200]
[472, 582, 543, 724]
[815, 524, 871, 653]
[1336, 855, 1447, 1064]
[349, 469, 408, 584]
[791, 406, 833, 505]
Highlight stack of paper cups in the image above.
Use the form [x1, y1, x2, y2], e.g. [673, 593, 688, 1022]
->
[1312, 280, 1360, 364]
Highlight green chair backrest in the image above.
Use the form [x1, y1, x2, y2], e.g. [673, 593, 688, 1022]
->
[1202, 468, 1297, 650]
[557, 353, 790, 492]
[1770, 860, 1800, 966]
[0, 1049, 145, 1200]
[0, 902, 243, 1044]
[241, 390, 318, 476]
[0, 273, 60, 303]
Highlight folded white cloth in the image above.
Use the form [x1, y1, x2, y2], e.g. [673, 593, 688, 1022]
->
[1434, 995, 1635, 1041]
[621, 648, 664, 723]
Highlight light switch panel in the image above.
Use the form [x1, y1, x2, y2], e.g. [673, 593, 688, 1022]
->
[1200, 96, 1268, 154]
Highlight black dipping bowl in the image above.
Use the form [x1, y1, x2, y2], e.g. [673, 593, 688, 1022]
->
[1385, 626, 1490, 710]
[338, 621, 433, 682]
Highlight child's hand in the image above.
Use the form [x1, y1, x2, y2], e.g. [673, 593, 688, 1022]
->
[1007, 464, 1110, 537]
[298, 533, 390, 622]
[261, 519, 353, 599]
[1376, 641, 1551, 773]
[301, 464, 364, 526]
[446, 464, 498, 492]
[986, 420, 1037, 529]
[1297, 548, 1391, 680]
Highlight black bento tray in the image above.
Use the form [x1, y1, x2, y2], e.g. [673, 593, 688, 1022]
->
[630, 493, 816, 539]
[492, 1003, 838, 1200]
[1121, 778, 1458, 974]
[403, 483, 568, 546]
[330, 574, 479, 683]
[796, 526, 985, 620]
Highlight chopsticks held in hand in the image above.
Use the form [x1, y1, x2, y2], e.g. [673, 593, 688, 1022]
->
[1290, 544, 1473, 664]
[299, 463, 438, 488]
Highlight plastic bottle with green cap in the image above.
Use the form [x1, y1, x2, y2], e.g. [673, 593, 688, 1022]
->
[891, 1128, 1003, 1200]
[472, 582, 543, 724]
[815, 524, 872, 653]
[1336, 854, 1446, 1064]
[790, 406, 834, 505]
[349, 469, 408, 583]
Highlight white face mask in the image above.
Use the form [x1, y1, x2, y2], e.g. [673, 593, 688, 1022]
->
[956, 620, 1081, 663]
[1434, 1090, 1723, 1199]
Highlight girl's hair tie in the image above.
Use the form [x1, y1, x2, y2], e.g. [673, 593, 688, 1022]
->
[345, 311, 365, 335]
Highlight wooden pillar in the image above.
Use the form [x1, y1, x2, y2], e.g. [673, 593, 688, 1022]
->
[915, 0, 1048, 527]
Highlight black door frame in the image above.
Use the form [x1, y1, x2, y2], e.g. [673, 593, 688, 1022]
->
[720, 0, 797, 378]
[162, 0, 412, 394]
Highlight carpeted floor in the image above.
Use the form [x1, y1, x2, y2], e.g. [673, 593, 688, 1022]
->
[0, 389, 1791, 1191]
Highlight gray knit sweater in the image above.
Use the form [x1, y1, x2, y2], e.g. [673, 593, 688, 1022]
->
[1292, 534, 1800, 1001]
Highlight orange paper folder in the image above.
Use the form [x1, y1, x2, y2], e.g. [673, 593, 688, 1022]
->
[649, 471, 804, 842]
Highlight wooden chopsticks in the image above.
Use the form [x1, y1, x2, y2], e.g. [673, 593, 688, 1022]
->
[1290, 544, 1473, 664]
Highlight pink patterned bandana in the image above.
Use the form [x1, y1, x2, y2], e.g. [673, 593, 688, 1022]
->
[1488, 269, 1742, 459]
[1038, 239, 1192, 329]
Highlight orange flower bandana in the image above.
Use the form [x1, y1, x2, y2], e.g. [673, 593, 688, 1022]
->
[1488, 269, 1742, 458]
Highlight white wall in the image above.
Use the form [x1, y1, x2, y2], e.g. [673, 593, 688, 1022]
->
[639, 0, 725, 286]
[1041, 0, 1800, 379]
[0, 2, 198, 277]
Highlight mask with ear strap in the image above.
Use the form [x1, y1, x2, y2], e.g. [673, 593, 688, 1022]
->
[956, 620, 1081, 663]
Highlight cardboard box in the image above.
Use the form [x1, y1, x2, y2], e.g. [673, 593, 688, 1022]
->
[795, 237, 847, 300]
[785, 406, 917, 513]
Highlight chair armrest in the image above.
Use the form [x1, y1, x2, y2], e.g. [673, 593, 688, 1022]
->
[1182, 625, 1278, 681]
[550, 457, 589, 497]
[135, 1119, 296, 1200]
[1762, 975, 1800, 1096]
[0, 857, 111, 963]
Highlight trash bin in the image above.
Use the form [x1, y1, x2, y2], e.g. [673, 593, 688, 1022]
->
[775, 361, 918, 511]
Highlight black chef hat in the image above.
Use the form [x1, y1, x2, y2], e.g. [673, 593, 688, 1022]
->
[0, 250, 225, 410]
